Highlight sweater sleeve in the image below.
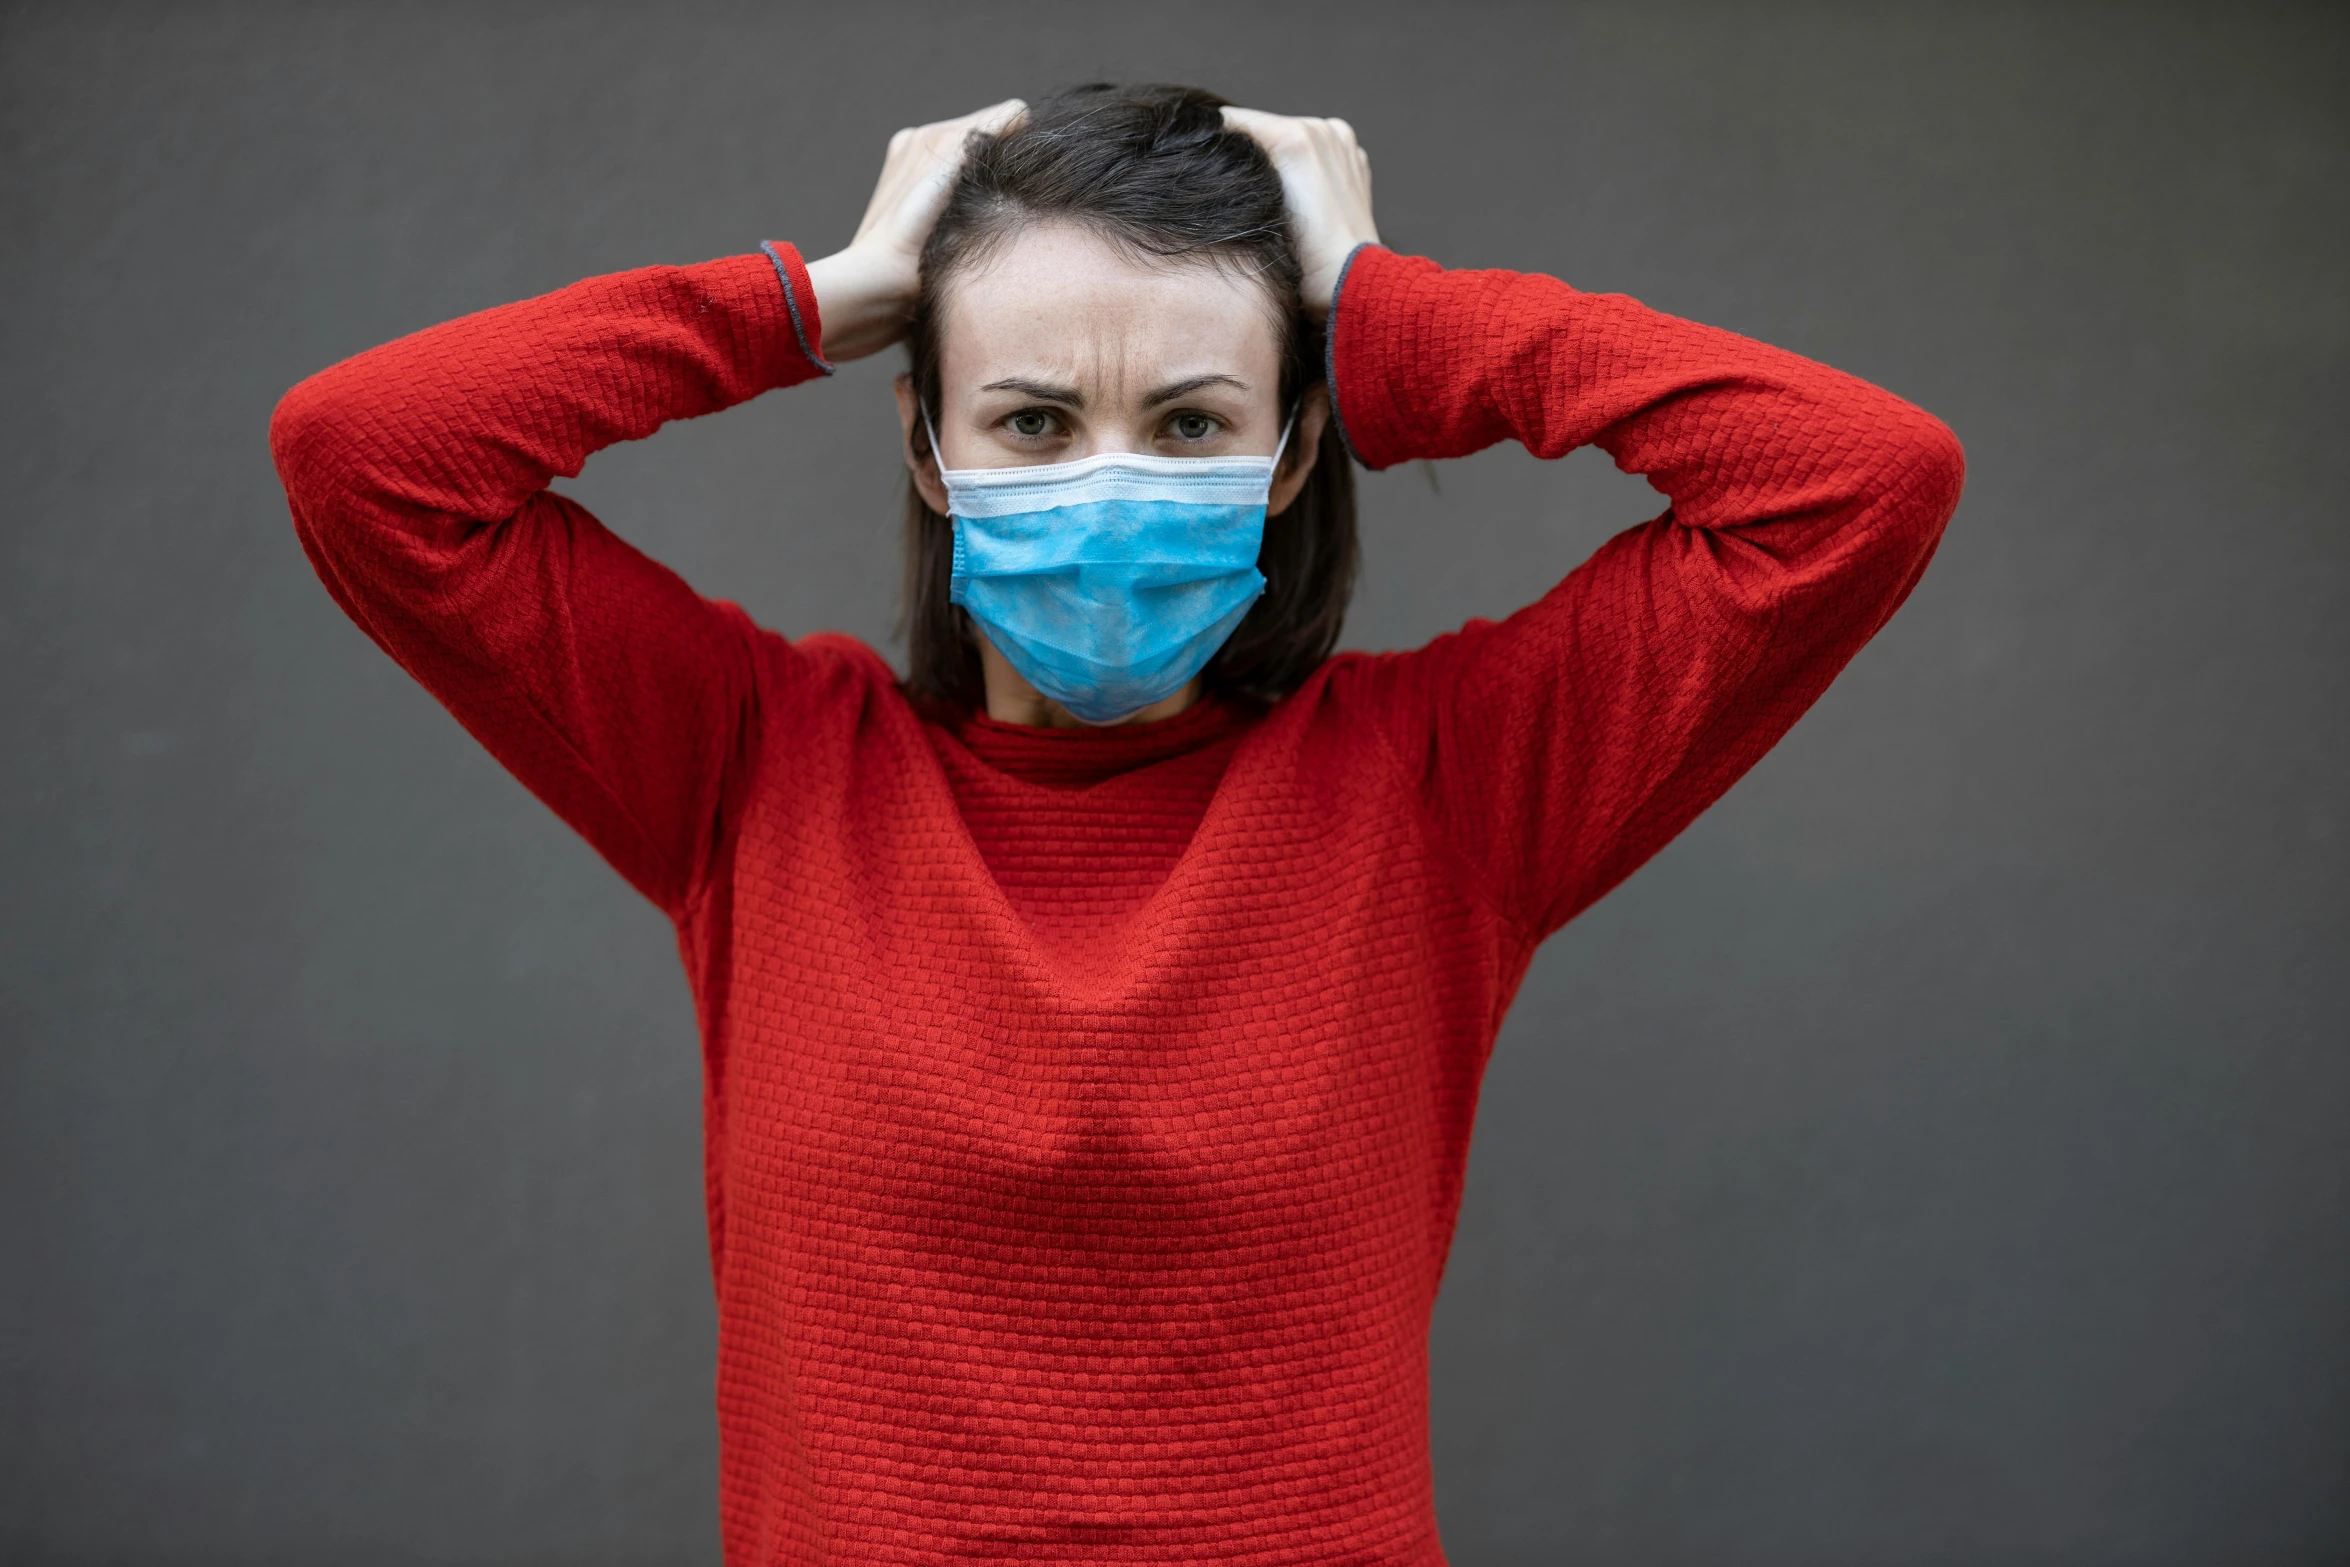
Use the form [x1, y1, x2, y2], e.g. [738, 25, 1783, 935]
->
[1326, 246, 1965, 939]
[269, 244, 836, 914]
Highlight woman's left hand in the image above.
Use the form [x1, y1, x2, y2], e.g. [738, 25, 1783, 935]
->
[1221, 108, 1380, 319]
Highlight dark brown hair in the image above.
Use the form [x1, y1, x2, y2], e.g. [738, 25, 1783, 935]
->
[898, 82, 1358, 711]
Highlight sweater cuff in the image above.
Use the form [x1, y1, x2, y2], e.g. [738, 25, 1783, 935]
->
[1326, 244, 1474, 471]
[1321, 242, 1372, 466]
[759, 240, 835, 379]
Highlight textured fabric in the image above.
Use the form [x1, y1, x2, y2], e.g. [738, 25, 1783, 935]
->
[929, 697, 1261, 973]
[272, 238, 1963, 1563]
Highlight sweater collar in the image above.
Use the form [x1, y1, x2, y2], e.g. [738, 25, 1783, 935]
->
[949, 693, 1257, 789]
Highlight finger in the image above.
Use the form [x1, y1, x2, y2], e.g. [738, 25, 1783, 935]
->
[969, 97, 1026, 135]
[911, 99, 1023, 173]
[920, 98, 1022, 143]
[1220, 105, 1294, 148]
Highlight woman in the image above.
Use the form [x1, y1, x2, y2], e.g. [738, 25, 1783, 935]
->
[274, 85, 1961, 1563]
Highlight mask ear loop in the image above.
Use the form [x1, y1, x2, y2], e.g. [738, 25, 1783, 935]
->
[1271, 406, 1298, 470]
[920, 405, 945, 474]
[1262, 406, 1301, 510]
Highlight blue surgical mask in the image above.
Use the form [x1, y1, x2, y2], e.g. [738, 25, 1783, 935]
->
[934, 416, 1293, 725]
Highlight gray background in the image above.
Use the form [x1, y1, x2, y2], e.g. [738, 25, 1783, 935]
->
[4, 2, 2344, 1562]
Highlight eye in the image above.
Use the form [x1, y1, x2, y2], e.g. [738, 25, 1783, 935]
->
[1169, 412, 1220, 441]
[1005, 409, 1059, 439]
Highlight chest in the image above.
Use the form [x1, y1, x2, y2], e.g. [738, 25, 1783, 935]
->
[932, 730, 1233, 966]
[693, 699, 1513, 1243]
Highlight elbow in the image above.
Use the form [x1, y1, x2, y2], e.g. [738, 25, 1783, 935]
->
[1895, 404, 1966, 532]
[1852, 400, 1966, 556]
[269, 365, 401, 575]
[268, 368, 349, 505]
[269, 364, 396, 561]
[1910, 409, 1967, 526]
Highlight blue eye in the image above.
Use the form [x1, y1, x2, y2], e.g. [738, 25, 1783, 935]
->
[1009, 411, 1054, 438]
[1172, 413, 1216, 440]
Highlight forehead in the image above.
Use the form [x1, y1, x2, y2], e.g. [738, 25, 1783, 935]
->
[937, 222, 1284, 389]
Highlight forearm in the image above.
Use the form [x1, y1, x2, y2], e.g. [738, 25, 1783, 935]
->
[270, 246, 830, 537]
[1329, 246, 1963, 558]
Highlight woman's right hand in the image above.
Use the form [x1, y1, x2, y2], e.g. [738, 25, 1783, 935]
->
[804, 100, 1025, 363]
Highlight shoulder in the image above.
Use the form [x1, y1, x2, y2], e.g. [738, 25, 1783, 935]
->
[1253, 647, 1431, 762]
[723, 628, 937, 814]
[787, 629, 902, 686]
[734, 625, 908, 718]
[1301, 623, 1511, 715]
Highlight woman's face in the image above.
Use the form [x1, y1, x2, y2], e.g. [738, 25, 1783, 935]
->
[896, 221, 1327, 513]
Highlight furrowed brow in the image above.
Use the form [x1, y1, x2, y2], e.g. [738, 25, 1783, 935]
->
[980, 378, 1084, 408]
[1142, 374, 1249, 408]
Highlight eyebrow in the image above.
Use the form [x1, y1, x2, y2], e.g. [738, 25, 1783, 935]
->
[979, 377, 1083, 407]
[975, 373, 1252, 411]
[1142, 374, 1249, 408]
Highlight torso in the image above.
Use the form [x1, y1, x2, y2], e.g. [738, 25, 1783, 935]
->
[673, 634, 1523, 1560]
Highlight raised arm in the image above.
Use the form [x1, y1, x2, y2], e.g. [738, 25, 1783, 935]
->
[270, 246, 833, 913]
[1230, 110, 1963, 939]
[1330, 244, 1965, 938]
[272, 102, 1023, 914]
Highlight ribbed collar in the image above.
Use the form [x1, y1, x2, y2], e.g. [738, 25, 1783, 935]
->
[949, 694, 1259, 790]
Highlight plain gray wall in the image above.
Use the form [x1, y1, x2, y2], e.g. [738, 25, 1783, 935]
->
[4, 3, 2344, 1562]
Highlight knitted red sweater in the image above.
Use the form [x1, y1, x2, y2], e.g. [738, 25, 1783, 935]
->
[272, 240, 1962, 1562]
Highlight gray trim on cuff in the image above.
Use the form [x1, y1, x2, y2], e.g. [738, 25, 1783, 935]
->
[761, 241, 835, 376]
[1322, 241, 1373, 467]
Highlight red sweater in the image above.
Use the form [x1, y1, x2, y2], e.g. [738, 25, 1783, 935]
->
[272, 241, 1962, 1562]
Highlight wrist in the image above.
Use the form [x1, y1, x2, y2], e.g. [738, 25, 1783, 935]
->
[804, 246, 917, 363]
[1324, 245, 1451, 471]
